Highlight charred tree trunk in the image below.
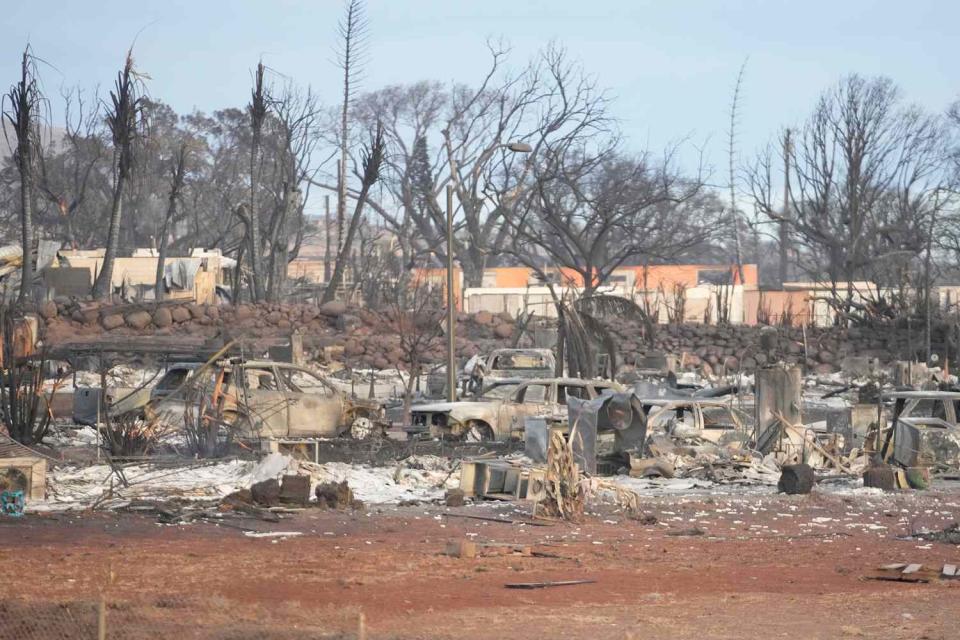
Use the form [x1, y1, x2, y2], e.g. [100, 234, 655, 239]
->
[247, 61, 267, 302]
[93, 175, 126, 299]
[154, 145, 187, 301]
[93, 50, 143, 300]
[5, 49, 40, 303]
[323, 124, 384, 305]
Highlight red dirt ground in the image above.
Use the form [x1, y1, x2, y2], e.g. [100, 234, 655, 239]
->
[2, 488, 960, 639]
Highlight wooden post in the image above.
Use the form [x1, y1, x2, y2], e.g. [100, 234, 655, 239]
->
[755, 365, 801, 453]
[290, 329, 304, 366]
[97, 594, 106, 640]
[358, 611, 366, 640]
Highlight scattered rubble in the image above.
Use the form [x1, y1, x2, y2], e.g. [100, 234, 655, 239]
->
[904, 522, 960, 545]
[34, 453, 458, 512]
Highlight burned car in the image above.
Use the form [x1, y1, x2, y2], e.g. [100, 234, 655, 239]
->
[407, 377, 621, 441]
[639, 397, 747, 445]
[148, 359, 387, 439]
[462, 348, 556, 396]
[874, 391, 960, 469]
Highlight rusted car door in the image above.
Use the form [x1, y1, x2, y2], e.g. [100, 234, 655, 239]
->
[238, 365, 290, 437]
[500, 381, 555, 438]
[278, 366, 345, 437]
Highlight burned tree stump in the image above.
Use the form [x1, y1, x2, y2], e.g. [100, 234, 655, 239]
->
[755, 366, 802, 454]
[251, 478, 281, 506]
[778, 463, 814, 494]
[315, 480, 360, 509]
[863, 465, 895, 491]
[279, 475, 311, 505]
[445, 488, 466, 507]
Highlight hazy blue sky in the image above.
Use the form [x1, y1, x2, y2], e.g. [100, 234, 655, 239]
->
[1, 0, 957, 207]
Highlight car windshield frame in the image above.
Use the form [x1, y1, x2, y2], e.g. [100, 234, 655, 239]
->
[274, 365, 338, 395]
[478, 381, 521, 400]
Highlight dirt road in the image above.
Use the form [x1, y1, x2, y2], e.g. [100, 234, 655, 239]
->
[2, 488, 959, 639]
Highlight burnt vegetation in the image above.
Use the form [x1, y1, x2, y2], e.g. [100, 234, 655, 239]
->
[0, 3, 955, 346]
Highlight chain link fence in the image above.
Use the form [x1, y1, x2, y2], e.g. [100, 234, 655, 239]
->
[0, 595, 359, 639]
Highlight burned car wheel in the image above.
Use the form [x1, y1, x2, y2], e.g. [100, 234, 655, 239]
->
[463, 420, 495, 442]
[349, 416, 375, 440]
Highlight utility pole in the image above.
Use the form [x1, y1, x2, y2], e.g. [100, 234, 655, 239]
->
[323, 194, 332, 282]
[779, 129, 792, 286]
[446, 185, 457, 402]
[923, 190, 942, 361]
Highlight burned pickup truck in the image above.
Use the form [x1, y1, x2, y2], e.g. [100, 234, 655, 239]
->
[407, 377, 621, 441]
[148, 359, 387, 440]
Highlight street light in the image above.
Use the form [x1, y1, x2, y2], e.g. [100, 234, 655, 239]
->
[446, 141, 532, 403]
[505, 141, 533, 153]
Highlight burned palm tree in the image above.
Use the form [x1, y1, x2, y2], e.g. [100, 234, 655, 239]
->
[322, 122, 385, 304]
[3, 47, 46, 303]
[335, 0, 368, 270]
[153, 142, 189, 300]
[92, 49, 148, 300]
[244, 60, 269, 302]
[557, 293, 652, 380]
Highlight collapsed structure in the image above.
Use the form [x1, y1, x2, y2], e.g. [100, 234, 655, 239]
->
[1, 246, 959, 519]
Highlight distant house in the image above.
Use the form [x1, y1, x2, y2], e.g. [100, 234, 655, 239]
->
[444, 264, 758, 323]
[45, 248, 235, 304]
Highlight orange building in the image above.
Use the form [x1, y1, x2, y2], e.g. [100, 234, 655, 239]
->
[411, 264, 758, 312]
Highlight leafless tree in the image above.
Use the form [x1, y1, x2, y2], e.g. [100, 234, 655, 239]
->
[504, 143, 709, 376]
[373, 271, 443, 426]
[509, 146, 708, 299]
[35, 88, 107, 250]
[263, 83, 326, 302]
[349, 82, 449, 285]
[750, 75, 951, 324]
[92, 49, 147, 299]
[444, 43, 612, 287]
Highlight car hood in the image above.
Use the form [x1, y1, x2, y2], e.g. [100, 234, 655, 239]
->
[488, 370, 552, 379]
[411, 400, 499, 414]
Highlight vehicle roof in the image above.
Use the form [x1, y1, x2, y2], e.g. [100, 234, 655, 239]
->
[518, 377, 621, 386]
[899, 417, 957, 429]
[883, 391, 960, 400]
[489, 348, 553, 355]
[482, 378, 525, 386]
[225, 360, 313, 370]
[637, 397, 733, 407]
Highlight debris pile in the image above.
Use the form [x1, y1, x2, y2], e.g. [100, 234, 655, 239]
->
[629, 434, 781, 486]
[36, 453, 457, 512]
